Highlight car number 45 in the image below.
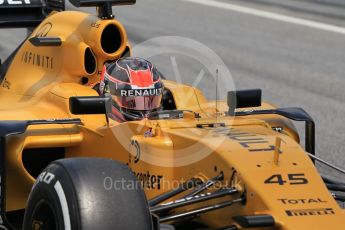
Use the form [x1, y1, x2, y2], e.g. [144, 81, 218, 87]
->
[264, 173, 308, 185]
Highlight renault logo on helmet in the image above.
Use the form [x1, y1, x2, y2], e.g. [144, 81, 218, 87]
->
[120, 88, 163, 97]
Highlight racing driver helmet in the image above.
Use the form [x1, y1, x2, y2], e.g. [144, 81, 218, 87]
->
[99, 57, 164, 122]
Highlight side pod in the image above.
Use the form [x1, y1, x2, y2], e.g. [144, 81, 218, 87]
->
[0, 119, 81, 228]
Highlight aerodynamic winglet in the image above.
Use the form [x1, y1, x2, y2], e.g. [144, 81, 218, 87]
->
[29, 37, 62, 47]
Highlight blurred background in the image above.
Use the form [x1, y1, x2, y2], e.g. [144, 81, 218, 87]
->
[1, 0, 345, 178]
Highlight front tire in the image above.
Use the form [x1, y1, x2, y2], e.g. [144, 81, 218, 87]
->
[23, 158, 152, 230]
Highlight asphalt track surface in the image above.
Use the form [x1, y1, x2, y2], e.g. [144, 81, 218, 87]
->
[1, 0, 345, 179]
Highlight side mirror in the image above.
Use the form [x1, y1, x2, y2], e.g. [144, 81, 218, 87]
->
[69, 96, 111, 115]
[227, 89, 262, 114]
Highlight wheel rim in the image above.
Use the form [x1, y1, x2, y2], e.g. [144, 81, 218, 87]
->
[30, 199, 58, 230]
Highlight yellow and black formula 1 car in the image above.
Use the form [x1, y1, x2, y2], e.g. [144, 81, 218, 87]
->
[0, 0, 345, 229]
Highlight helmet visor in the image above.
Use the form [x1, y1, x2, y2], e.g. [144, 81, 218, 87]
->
[113, 95, 162, 111]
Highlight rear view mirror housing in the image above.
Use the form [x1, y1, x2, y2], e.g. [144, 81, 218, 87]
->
[227, 89, 262, 114]
[69, 96, 111, 115]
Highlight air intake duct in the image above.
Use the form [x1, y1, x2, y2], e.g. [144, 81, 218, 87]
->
[85, 20, 128, 60]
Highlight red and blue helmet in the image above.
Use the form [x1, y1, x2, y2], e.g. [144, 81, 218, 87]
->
[100, 57, 164, 121]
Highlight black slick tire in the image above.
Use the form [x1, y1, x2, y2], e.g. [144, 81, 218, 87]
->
[22, 157, 152, 230]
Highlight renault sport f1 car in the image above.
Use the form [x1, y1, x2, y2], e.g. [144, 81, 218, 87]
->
[0, 0, 344, 229]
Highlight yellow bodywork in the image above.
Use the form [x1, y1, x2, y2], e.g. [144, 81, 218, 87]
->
[0, 10, 344, 229]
